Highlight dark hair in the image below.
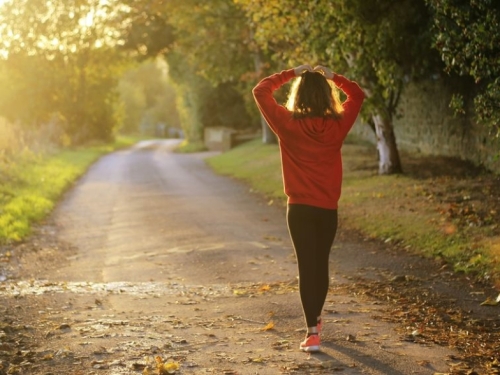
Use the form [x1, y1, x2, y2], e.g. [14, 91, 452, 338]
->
[286, 71, 343, 119]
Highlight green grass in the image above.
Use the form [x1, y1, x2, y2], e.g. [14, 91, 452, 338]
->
[206, 139, 284, 203]
[0, 135, 141, 243]
[207, 138, 500, 285]
[175, 139, 207, 153]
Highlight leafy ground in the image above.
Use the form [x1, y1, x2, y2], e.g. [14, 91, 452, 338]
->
[340, 142, 500, 285]
[1, 230, 499, 374]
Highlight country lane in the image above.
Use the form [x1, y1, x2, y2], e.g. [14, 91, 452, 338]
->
[0, 139, 462, 375]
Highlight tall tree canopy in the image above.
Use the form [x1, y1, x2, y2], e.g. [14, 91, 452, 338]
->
[236, 0, 440, 174]
[427, 0, 500, 139]
[0, 0, 496, 170]
[0, 0, 127, 144]
[119, 0, 256, 144]
[118, 59, 181, 135]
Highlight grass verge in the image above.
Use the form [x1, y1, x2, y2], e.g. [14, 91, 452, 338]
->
[207, 138, 500, 286]
[174, 139, 207, 153]
[0, 135, 141, 243]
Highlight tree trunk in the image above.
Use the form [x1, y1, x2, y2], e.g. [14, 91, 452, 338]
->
[372, 113, 403, 175]
[261, 116, 276, 144]
[251, 31, 276, 145]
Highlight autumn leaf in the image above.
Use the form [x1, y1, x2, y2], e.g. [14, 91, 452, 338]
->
[261, 322, 274, 331]
[258, 284, 271, 292]
[480, 296, 499, 306]
[161, 361, 180, 374]
[154, 356, 180, 374]
[42, 353, 54, 361]
[442, 224, 457, 235]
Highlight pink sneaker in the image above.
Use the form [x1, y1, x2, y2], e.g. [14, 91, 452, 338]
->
[300, 334, 320, 352]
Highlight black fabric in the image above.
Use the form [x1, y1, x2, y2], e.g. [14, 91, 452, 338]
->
[286, 204, 338, 327]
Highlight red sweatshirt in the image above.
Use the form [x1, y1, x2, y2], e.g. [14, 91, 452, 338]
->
[252, 69, 365, 209]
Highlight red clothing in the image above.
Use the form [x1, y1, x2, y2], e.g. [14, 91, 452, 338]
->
[252, 69, 365, 209]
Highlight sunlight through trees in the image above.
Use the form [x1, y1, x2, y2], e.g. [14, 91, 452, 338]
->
[0, 0, 497, 172]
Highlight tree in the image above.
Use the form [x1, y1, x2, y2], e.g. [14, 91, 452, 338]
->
[236, 0, 440, 174]
[0, 0, 127, 144]
[0, 53, 58, 129]
[118, 0, 175, 58]
[119, 0, 258, 145]
[118, 59, 181, 135]
[426, 0, 500, 140]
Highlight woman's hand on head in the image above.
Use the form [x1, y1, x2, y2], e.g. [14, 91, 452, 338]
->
[313, 65, 334, 79]
[293, 64, 313, 76]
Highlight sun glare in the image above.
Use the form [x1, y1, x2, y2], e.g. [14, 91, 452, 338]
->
[0, 0, 123, 58]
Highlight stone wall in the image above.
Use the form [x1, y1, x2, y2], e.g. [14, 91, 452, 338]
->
[204, 127, 260, 152]
[350, 79, 499, 174]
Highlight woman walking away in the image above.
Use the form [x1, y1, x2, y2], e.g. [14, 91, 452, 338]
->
[252, 65, 365, 352]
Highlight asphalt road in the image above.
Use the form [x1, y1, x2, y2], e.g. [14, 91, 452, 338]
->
[2, 139, 490, 375]
[51, 139, 298, 285]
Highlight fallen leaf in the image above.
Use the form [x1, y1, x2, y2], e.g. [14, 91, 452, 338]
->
[261, 322, 274, 331]
[154, 356, 180, 374]
[480, 297, 499, 306]
[259, 285, 271, 292]
[442, 224, 457, 235]
[271, 340, 290, 350]
[412, 329, 422, 337]
[251, 356, 265, 363]
[42, 353, 54, 361]
[161, 361, 180, 374]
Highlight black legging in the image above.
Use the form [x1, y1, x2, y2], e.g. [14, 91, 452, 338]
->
[286, 204, 338, 328]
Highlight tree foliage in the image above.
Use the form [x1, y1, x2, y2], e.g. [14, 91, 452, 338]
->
[0, 0, 127, 144]
[118, 59, 181, 135]
[427, 0, 500, 138]
[119, 0, 257, 143]
[0, 0, 496, 167]
[118, 0, 175, 58]
[236, 0, 439, 174]
[166, 0, 254, 85]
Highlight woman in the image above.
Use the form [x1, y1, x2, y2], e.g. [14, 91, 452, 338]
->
[252, 64, 365, 352]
